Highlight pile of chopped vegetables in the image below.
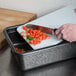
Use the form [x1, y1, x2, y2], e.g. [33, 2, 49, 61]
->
[16, 48, 25, 53]
[21, 26, 50, 45]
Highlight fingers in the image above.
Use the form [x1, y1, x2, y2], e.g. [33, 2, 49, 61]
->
[55, 25, 65, 39]
[55, 23, 76, 42]
[55, 23, 72, 40]
[55, 26, 63, 35]
[56, 33, 62, 39]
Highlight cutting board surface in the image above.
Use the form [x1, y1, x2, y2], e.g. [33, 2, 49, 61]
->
[17, 4, 76, 50]
[0, 8, 37, 49]
[17, 25, 62, 50]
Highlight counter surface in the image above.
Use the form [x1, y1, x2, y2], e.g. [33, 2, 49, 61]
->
[0, 44, 76, 76]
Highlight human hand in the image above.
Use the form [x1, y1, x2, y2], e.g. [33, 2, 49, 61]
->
[55, 23, 76, 42]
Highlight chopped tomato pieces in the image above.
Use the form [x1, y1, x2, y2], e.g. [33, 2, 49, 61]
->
[21, 34, 25, 37]
[23, 26, 28, 30]
[22, 25, 51, 45]
[16, 48, 25, 53]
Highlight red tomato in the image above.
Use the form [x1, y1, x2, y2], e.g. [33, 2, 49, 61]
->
[46, 35, 50, 39]
[26, 32, 30, 36]
[21, 34, 25, 37]
[23, 26, 28, 30]
[22, 31, 25, 33]
[28, 29, 32, 33]
[29, 40, 34, 44]
[22, 26, 50, 45]
[16, 48, 24, 53]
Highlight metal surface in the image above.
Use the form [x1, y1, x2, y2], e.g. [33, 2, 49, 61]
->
[0, 45, 76, 76]
[26, 24, 53, 34]
[4, 25, 76, 70]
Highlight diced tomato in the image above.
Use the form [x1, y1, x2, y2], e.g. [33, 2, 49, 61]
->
[26, 32, 30, 36]
[33, 40, 37, 45]
[37, 40, 41, 44]
[16, 48, 25, 53]
[46, 35, 50, 39]
[23, 26, 28, 30]
[21, 31, 25, 33]
[16, 48, 18, 50]
[37, 36, 42, 41]
[21, 34, 25, 37]
[22, 26, 50, 45]
[28, 29, 32, 33]
[36, 38, 42, 43]
[29, 40, 34, 44]
[31, 35, 35, 38]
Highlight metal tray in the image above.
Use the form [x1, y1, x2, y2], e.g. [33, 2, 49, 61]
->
[4, 25, 76, 71]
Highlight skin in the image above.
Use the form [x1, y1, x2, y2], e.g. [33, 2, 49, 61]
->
[55, 23, 76, 42]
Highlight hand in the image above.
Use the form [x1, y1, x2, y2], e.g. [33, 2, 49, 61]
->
[55, 23, 76, 42]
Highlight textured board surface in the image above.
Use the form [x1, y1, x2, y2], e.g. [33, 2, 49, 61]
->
[0, 8, 37, 49]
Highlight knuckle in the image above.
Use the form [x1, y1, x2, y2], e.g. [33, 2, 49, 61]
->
[61, 30, 64, 34]
[55, 30, 59, 35]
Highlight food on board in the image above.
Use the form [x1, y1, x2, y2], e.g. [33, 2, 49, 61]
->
[21, 26, 51, 45]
